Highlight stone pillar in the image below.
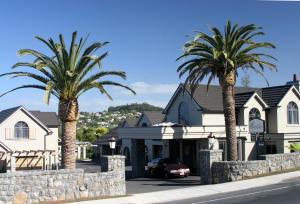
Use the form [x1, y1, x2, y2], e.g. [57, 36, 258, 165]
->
[131, 139, 145, 178]
[83, 146, 86, 160]
[77, 146, 81, 160]
[100, 155, 125, 172]
[199, 149, 222, 184]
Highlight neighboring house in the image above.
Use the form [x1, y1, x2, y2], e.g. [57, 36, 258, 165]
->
[0, 106, 60, 171]
[118, 75, 300, 173]
[120, 112, 165, 165]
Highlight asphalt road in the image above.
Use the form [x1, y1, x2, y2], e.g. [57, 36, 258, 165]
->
[126, 176, 201, 194]
[162, 177, 300, 204]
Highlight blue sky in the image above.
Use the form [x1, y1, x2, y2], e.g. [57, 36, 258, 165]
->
[0, 0, 300, 112]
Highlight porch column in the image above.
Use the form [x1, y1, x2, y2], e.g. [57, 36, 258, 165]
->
[54, 154, 59, 170]
[77, 146, 81, 160]
[199, 150, 222, 184]
[7, 154, 16, 173]
[83, 146, 87, 160]
[131, 139, 145, 178]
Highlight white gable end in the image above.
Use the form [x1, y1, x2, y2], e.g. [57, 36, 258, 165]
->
[0, 108, 54, 152]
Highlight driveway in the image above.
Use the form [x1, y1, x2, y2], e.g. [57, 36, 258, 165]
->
[76, 161, 201, 194]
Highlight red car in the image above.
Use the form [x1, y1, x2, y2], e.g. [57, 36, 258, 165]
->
[147, 158, 190, 179]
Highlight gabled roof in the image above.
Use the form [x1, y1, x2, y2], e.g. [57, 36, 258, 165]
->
[125, 118, 138, 127]
[164, 84, 261, 113]
[137, 111, 165, 126]
[262, 85, 292, 107]
[119, 117, 138, 127]
[29, 111, 60, 127]
[0, 106, 53, 133]
[0, 106, 21, 124]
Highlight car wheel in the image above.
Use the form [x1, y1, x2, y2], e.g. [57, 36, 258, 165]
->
[164, 171, 169, 179]
[149, 168, 155, 177]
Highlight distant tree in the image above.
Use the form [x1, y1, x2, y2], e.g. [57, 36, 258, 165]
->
[77, 127, 109, 143]
[241, 73, 251, 87]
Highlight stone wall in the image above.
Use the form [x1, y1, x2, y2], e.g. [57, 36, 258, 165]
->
[211, 160, 268, 183]
[211, 153, 300, 184]
[260, 153, 300, 172]
[0, 155, 126, 204]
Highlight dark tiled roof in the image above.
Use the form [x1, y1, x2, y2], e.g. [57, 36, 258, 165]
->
[143, 111, 165, 125]
[235, 92, 256, 108]
[262, 85, 292, 107]
[184, 85, 261, 112]
[92, 131, 118, 145]
[29, 111, 60, 127]
[119, 117, 138, 127]
[0, 106, 21, 123]
[125, 118, 138, 127]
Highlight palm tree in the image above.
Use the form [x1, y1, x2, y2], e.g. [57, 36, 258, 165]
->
[0, 32, 135, 169]
[177, 21, 276, 161]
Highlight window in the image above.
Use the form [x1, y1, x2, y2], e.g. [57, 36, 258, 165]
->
[178, 102, 189, 125]
[14, 121, 29, 139]
[287, 102, 299, 124]
[141, 122, 148, 127]
[249, 108, 261, 121]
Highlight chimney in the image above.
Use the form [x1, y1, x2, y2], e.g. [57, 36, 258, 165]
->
[293, 74, 298, 82]
[287, 74, 300, 92]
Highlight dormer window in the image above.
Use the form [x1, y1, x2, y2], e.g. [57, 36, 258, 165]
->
[14, 121, 29, 139]
[287, 102, 299, 124]
[249, 108, 261, 121]
[178, 101, 189, 125]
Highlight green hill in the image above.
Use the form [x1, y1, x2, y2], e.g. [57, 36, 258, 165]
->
[107, 102, 163, 113]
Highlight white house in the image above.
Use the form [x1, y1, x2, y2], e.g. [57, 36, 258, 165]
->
[118, 75, 300, 173]
[0, 106, 60, 171]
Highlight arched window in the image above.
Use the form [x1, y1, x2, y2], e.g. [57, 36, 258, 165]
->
[141, 122, 148, 127]
[249, 108, 261, 121]
[287, 102, 299, 124]
[178, 102, 189, 125]
[14, 121, 29, 139]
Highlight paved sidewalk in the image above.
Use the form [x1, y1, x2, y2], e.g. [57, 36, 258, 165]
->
[73, 171, 300, 204]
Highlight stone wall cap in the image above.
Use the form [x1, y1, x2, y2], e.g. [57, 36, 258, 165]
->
[199, 149, 223, 152]
[101, 155, 126, 159]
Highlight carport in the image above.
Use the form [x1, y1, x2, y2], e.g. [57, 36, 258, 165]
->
[118, 125, 248, 177]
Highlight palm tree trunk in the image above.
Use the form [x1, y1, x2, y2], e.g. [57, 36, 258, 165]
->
[58, 99, 79, 169]
[222, 84, 238, 161]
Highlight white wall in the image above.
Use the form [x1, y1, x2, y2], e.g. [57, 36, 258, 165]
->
[165, 88, 202, 126]
[243, 96, 266, 127]
[0, 109, 57, 151]
[202, 114, 225, 126]
[267, 109, 278, 133]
